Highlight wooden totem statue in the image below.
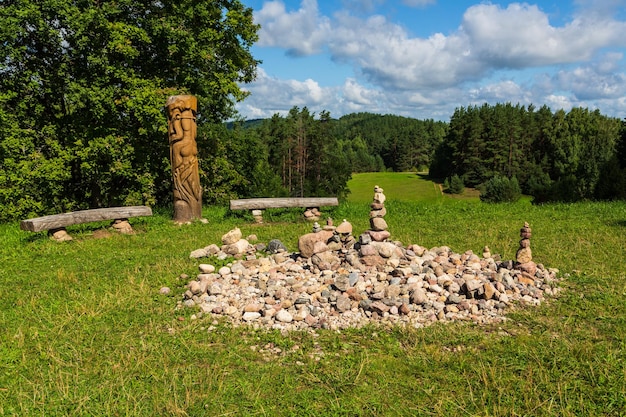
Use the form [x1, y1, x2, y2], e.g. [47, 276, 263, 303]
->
[166, 95, 202, 223]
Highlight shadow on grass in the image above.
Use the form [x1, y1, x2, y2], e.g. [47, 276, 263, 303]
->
[416, 172, 443, 184]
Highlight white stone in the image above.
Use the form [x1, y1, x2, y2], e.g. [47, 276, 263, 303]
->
[221, 228, 242, 245]
[275, 309, 293, 323]
[242, 312, 261, 321]
[198, 264, 215, 273]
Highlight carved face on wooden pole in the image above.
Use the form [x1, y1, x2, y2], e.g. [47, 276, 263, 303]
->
[166, 95, 202, 223]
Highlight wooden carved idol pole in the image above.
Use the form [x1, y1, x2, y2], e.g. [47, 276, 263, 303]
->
[166, 95, 202, 223]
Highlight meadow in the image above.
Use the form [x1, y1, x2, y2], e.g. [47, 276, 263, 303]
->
[1, 172, 625, 416]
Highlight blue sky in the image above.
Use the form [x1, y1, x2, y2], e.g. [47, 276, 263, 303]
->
[235, 0, 626, 121]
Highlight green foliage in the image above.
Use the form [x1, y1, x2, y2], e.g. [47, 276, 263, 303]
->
[444, 174, 465, 194]
[595, 156, 626, 200]
[198, 122, 285, 204]
[431, 103, 623, 202]
[0, 0, 259, 220]
[480, 175, 521, 203]
[331, 112, 447, 173]
[2, 174, 626, 415]
[256, 107, 352, 199]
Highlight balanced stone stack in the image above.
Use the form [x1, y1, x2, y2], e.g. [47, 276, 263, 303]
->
[367, 185, 390, 242]
[252, 209, 264, 224]
[303, 207, 322, 222]
[220, 227, 252, 256]
[515, 222, 537, 277]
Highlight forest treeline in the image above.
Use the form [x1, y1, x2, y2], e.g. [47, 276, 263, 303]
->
[429, 103, 626, 202]
[201, 107, 447, 204]
[212, 103, 625, 206]
[3, 2, 624, 222]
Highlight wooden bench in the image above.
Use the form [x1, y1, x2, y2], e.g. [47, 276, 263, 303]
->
[20, 206, 153, 240]
[229, 197, 338, 223]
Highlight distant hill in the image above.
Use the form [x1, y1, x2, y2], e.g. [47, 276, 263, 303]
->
[224, 118, 265, 129]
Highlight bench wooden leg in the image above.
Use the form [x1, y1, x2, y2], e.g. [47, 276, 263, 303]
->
[49, 228, 73, 242]
[251, 209, 263, 223]
[111, 218, 134, 234]
[303, 207, 321, 221]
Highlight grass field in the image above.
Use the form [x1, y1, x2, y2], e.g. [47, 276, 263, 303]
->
[1, 172, 625, 416]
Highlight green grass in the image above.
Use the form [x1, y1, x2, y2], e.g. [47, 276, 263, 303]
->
[347, 172, 444, 204]
[1, 173, 625, 416]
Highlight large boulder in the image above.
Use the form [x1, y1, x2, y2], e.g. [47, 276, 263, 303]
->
[370, 217, 388, 231]
[222, 228, 242, 245]
[222, 239, 250, 255]
[298, 230, 334, 258]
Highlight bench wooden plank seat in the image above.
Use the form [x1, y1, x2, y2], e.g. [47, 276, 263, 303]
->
[20, 206, 153, 232]
[229, 197, 338, 223]
[229, 197, 338, 211]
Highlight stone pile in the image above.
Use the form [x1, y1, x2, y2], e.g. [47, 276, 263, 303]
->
[303, 207, 322, 222]
[515, 222, 537, 278]
[176, 227, 560, 332]
[189, 227, 258, 259]
[367, 186, 390, 241]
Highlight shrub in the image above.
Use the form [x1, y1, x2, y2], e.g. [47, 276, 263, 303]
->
[444, 174, 465, 194]
[480, 176, 521, 203]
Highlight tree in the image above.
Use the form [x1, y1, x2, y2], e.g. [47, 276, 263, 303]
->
[259, 107, 351, 199]
[480, 176, 521, 203]
[0, 0, 259, 220]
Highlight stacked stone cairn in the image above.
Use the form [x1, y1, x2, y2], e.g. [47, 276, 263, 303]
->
[515, 222, 537, 282]
[175, 195, 560, 332]
[303, 207, 322, 222]
[367, 185, 390, 242]
[251, 210, 264, 224]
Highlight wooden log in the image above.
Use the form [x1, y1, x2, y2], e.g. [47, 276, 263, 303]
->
[20, 206, 153, 232]
[230, 197, 338, 211]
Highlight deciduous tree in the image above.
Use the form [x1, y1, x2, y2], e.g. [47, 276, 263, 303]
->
[0, 0, 259, 220]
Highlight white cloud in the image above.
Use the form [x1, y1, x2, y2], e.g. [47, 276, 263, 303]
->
[237, 68, 337, 118]
[554, 56, 626, 100]
[255, 0, 331, 56]
[342, 78, 375, 105]
[461, 3, 626, 68]
[243, 1, 626, 121]
[256, 1, 626, 91]
[544, 94, 574, 112]
[468, 80, 532, 104]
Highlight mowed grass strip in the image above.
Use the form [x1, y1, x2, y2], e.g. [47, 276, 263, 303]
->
[0, 173, 625, 416]
[347, 172, 443, 204]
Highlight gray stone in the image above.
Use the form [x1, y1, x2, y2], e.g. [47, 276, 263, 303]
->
[267, 239, 288, 254]
[359, 233, 372, 245]
[335, 296, 352, 312]
[334, 274, 351, 291]
[446, 294, 463, 304]
[349, 272, 360, 286]
[190, 249, 208, 258]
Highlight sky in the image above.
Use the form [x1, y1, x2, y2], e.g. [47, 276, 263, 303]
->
[234, 0, 626, 121]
